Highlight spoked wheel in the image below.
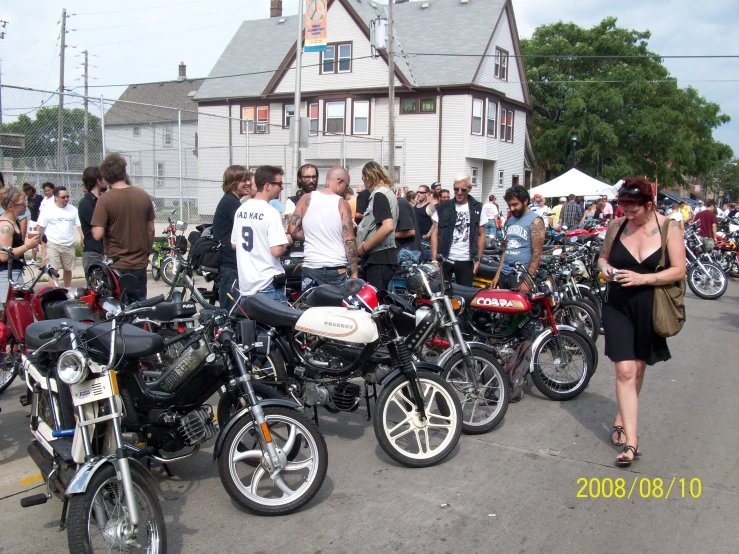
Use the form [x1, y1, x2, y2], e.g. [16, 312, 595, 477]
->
[555, 300, 600, 342]
[687, 262, 727, 299]
[531, 329, 592, 400]
[440, 348, 509, 434]
[66, 464, 166, 553]
[374, 369, 462, 468]
[217, 406, 327, 515]
[0, 341, 20, 395]
[151, 264, 161, 281]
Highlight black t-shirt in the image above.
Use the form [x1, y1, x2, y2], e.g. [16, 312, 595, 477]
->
[729, 210, 738, 219]
[77, 191, 104, 253]
[212, 193, 242, 269]
[366, 193, 398, 266]
[27, 194, 43, 222]
[355, 189, 371, 224]
[395, 197, 421, 252]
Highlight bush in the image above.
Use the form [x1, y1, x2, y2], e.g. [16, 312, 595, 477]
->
[74, 242, 84, 258]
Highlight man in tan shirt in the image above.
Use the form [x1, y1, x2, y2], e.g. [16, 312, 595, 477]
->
[91, 153, 155, 301]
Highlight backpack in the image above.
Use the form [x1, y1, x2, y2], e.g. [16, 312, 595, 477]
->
[188, 235, 221, 275]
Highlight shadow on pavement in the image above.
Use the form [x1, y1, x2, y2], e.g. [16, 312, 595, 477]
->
[559, 390, 619, 448]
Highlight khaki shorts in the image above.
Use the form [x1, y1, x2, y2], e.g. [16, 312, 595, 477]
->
[47, 242, 76, 271]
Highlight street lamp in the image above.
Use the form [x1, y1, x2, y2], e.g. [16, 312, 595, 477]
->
[571, 131, 579, 169]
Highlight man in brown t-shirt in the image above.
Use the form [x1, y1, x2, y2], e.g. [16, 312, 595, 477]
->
[91, 153, 155, 301]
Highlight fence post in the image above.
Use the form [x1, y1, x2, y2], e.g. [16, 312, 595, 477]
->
[178, 108, 183, 221]
[100, 96, 106, 157]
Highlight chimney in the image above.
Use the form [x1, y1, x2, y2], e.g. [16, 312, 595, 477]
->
[270, 0, 283, 17]
[177, 61, 186, 81]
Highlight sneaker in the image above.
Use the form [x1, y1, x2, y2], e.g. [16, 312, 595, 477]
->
[27, 259, 38, 266]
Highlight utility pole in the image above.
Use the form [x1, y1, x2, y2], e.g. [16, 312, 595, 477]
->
[57, 8, 67, 171]
[291, 0, 304, 196]
[1, 20, 10, 126]
[387, 0, 395, 184]
[82, 49, 89, 167]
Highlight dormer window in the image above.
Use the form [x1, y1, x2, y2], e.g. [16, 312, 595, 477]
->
[321, 43, 352, 74]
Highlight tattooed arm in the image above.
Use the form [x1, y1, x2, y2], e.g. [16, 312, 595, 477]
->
[339, 198, 358, 278]
[286, 193, 311, 242]
[528, 217, 545, 276]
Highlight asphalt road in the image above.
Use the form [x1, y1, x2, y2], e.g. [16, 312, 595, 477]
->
[1, 279, 738, 554]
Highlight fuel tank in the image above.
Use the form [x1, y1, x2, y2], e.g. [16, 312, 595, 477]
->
[5, 299, 34, 342]
[295, 307, 379, 344]
[468, 289, 531, 314]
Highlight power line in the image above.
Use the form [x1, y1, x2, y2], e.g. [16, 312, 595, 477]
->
[406, 52, 739, 60]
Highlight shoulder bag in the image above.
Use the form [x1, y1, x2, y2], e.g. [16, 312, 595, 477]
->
[653, 218, 686, 337]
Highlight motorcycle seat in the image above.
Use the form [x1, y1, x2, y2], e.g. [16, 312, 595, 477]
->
[451, 283, 482, 304]
[145, 301, 197, 321]
[476, 263, 499, 280]
[303, 285, 344, 308]
[240, 294, 303, 328]
[85, 322, 165, 359]
[45, 299, 96, 322]
[26, 320, 92, 352]
[154, 236, 167, 243]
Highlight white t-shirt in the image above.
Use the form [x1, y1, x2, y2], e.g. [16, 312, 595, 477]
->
[39, 195, 55, 218]
[694, 206, 705, 214]
[482, 201, 499, 221]
[432, 202, 488, 261]
[284, 198, 297, 216]
[669, 210, 683, 222]
[37, 203, 80, 246]
[231, 199, 288, 296]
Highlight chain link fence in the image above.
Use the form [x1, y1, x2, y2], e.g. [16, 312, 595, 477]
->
[1, 84, 394, 227]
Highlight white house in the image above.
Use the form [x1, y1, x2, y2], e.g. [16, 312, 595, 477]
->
[104, 64, 204, 210]
[194, 0, 532, 217]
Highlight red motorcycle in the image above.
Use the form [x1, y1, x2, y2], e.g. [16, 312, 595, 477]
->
[713, 231, 739, 278]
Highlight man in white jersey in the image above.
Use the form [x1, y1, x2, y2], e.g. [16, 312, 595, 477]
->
[231, 165, 291, 302]
[287, 166, 358, 290]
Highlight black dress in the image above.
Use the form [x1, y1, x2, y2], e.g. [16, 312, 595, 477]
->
[602, 220, 670, 365]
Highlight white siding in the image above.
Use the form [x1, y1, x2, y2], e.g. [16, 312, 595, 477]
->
[275, 0, 401, 94]
[474, 9, 525, 103]
[392, 96, 439, 188]
[439, 95, 468, 186]
[496, 108, 526, 203]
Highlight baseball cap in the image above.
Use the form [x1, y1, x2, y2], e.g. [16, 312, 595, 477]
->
[533, 193, 542, 199]
[559, 196, 566, 202]
[430, 182, 440, 190]
[698, 200, 704, 204]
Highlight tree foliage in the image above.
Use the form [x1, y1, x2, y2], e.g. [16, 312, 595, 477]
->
[0, 106, 102, 160]
[521, 17, 733, 187]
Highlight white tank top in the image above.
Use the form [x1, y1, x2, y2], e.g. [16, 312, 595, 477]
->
[302, 191, 347, 269]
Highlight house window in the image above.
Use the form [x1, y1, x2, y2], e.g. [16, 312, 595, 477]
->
[512, 175, 520, 187]
[401, 98, 436, 115]
[325, 101, 345, 134]
[156, 162, 165, 186]
[402, 98, 417, 114]
[500, 108, 514, 142]
[163, 123, 172, 147]
[384, 165, 401, 184]
[471, 98, 484, 135]
[133, 126, 140, 137]
[471, 167, 479, 186]
[132, 161, 142, 185]
[308, 103, 319, 136]
[487, 100, 497, 137]
[498, 170, 504, 186]
[353, 100, 369, 135]
[284, 104, 295, 128]
[420, 98, 436, 113]
[494, 48, 508, 81]
[242, 106, 269, 134]
[321, 43, 352, 74]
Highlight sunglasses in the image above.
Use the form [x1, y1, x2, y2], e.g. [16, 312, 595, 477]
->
[268, 181, 283, 187]
[57, 195, 70, 199]
[453, 187, 469, 194]
[618, 187, 649, 199]
[300, 174, 318, 180]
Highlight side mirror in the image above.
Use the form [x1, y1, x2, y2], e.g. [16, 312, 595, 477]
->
[117, 274, 138, 295]
[176, 220, 188, 232]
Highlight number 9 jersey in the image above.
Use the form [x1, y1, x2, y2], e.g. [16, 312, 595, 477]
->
[231, 199, 289, 296]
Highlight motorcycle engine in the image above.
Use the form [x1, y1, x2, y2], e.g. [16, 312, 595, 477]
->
[178, 407, 217, 446]
[303, 381, 361, 413]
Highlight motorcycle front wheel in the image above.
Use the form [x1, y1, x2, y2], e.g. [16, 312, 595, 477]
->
[160, 257, 177, 286]
[66, 464, 166, 553]
[530, 329, 592, 400]
[374, 369, 462, 468]
[687, 262, 727, 300]
[218, 406, 327, 515]
[555, 300, 600, 342]
[440, 348, 509, 434]
[151, 264, 161, 281]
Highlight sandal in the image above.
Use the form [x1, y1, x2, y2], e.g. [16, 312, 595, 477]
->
[615, 445, 640, 468]
[611, 426, 626, 446]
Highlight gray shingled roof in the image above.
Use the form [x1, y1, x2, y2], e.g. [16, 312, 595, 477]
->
[105, 79, 205, 125]
[195, 0, 512, 101]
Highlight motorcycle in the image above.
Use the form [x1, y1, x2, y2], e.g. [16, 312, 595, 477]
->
[151, 213, 188, 283]
[684, 225, 727, 300]
[236, 282, 463, 468]
[713, 231, 739, 278]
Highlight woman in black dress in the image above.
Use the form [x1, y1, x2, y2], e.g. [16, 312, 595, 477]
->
[598, 177, 686, 467]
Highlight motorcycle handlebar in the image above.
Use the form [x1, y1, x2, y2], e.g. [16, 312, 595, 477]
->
[48, 268, 60, 278]
[127, 295, 165, 311]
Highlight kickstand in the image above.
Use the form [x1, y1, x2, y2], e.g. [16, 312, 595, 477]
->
[58, 498, 68, 531]
[312, 405, 319, 426]
[161, 463, 174, 478]
[364, 382, 377, 421]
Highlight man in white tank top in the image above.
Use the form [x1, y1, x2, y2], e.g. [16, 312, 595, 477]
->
[287, 166, 358, 290]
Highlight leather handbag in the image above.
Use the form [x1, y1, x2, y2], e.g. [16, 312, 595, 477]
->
[653, 219, 686, 337]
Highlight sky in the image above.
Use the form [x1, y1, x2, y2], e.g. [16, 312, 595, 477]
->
[1, 0, 737, 156]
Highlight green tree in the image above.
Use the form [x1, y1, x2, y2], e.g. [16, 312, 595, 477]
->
[0, 106, 102, 162]
[521, 17, 733, 187]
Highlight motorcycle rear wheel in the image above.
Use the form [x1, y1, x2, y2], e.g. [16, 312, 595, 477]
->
[530, 329, 592, 400]
[374, 369, 462, 468]
[0, 340, 21, 395]
[440, 348, 509, 434]
[217, 406, 327, 515]
[66, 464, 166, 554]
[555, 300, 600, 342]
[687, 262, 727, 300]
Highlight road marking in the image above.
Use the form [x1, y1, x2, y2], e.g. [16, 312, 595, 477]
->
[18, 474, 44, 487]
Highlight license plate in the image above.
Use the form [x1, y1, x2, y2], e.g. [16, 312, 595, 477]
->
[70, 372, 118, 407]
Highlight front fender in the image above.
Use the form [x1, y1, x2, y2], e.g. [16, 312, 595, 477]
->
[65, 456, 166, 501]
[435, 341, 499, 369]
[528, 325, 577, 373]
[379, 361, 443, 386]
[213, 399, 300, 461]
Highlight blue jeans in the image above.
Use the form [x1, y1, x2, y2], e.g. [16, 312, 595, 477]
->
[485, 222, 497, 237]
[301, 266, 348, 291]
[117, 268, 147, 302]
[218, 266, 239, 310]
[259, 281, 287, 303]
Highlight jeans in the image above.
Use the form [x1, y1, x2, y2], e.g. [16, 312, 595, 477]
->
[218, 266, 239, 310]
[499, 272, 523, 290]
[117, 268, 147, 302]
[443, 260, 475, 287]
[259, 281, 287, 303]
[365, 264, 397, 291]
[82, 251, 104, 275]
[485, 222, 497, 237]
[301, 266, 348, 291]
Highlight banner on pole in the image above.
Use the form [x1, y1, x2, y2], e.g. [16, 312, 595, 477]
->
[304, 0, 328, 52]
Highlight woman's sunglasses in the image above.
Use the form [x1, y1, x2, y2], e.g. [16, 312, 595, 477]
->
[618, 187, 650, 199]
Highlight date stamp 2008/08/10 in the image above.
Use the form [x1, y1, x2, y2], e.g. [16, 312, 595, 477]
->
[576, 477, 702, 499]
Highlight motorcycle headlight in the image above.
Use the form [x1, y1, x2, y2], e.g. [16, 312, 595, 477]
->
[57, 350, 89, 385]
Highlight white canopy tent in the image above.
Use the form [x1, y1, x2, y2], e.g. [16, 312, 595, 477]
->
[529, 169, 616, 200]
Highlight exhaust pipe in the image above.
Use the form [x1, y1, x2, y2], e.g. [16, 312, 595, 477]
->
[26, 441, 65, 495]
